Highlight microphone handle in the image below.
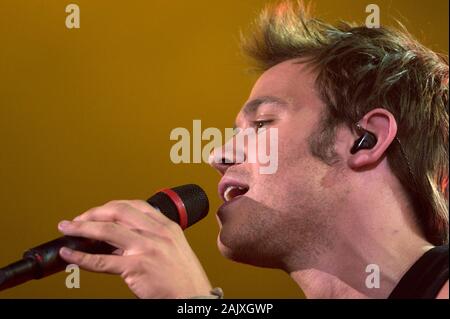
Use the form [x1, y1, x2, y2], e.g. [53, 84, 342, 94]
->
[0, 236, 115, 291]
[24, 236, 116, 278]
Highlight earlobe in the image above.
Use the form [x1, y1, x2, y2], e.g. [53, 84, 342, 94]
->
[348, 152, 370, 169]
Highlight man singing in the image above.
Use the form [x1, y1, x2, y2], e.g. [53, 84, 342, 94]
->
[57, 1, 449, 299]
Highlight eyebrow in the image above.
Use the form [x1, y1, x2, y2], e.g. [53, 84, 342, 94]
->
[242, 96, 288, 115]
[233, 96, 288, 129]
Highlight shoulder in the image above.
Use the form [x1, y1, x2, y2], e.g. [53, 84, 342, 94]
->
[436, 280, 449, 299]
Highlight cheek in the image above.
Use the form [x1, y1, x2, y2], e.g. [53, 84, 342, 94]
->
[247, 133, 328, 210]
[249, 126, 309, 174]
[265, 128, 311, 179]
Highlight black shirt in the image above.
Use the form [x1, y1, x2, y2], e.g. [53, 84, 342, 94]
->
[388, 245, 449, 299]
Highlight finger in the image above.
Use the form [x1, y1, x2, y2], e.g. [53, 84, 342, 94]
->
[124, 200, 173, 224]
[58, 220, 143, 250]
[59, 247, 125, 274]
[73, 201, 160, 230]
[74, 200, 179, 232]
[119, 199, 155, 213]
[110, 200, 172, 226]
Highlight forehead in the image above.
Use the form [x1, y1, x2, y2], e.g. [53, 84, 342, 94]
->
[246, 59, 321, 112]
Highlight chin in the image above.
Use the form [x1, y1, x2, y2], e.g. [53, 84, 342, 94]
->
[217, 234, 233, 259]
[216, 228, 270, 267]
[216, 230, 248, 262]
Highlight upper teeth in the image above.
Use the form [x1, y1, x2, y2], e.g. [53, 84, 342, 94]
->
[224, 186, 246, 202]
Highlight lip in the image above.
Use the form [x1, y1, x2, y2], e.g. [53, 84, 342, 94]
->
[217, 194, 246, 213]
[218, 176, 250, 203]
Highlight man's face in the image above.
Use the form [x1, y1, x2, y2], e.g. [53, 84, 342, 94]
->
[210, 59, 347, 270]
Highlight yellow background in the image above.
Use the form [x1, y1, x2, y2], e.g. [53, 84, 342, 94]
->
[0, 0, 448, 298]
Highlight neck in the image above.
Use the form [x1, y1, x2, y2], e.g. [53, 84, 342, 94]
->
[287, 173, 433, 299]
[289, 240, 432, 299]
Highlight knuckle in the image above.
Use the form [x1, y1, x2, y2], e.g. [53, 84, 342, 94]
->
[78, 206, 102, 221]
[75, 252, 87, 265]
[141, 241, 160, 256]
[102, 201, 130, 220]
[157, 220, 181, 236]
[88, 206, 102, 216]
[101, 222, 118, 234]
[132, 255, 151, 271]
[76, 212, 89, 221]
[145, 225, 176, 246]
[167, 220, 181, 232]
[154, 223, 170, 236]
[158, 233, 175, 245]
[129, 199, 148, 207]
[107, 201, 130, 214]
[92, 255, 106, 270]
[105, 200, 126, 210]
[144, 205, 160, 215]
[105, 199, 121, 207]
[68, 221, 81, 230]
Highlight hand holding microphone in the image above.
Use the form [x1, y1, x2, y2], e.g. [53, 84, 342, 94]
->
[0, 184, 213, 298]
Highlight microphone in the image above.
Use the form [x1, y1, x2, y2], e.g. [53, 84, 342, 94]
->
[0, 184, 209, 291]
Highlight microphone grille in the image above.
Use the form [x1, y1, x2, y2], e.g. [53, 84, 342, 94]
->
[172, 184, 209, 226]
[147, 184, 209, 229]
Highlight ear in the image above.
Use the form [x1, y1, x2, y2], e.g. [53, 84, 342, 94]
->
[348, 108, 398, 169]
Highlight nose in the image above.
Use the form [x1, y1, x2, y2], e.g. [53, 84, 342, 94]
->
[209, 137, 244, 175]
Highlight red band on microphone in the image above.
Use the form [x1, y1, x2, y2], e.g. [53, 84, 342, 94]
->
[159, 188, 188, 230]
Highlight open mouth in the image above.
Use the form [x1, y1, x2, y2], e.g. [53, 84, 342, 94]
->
[219, 179, 250, 202]
[223, 185, 249, 201]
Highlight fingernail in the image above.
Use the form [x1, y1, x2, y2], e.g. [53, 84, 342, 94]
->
[60, 247, 73, 256]
[58, 220, 71, 230]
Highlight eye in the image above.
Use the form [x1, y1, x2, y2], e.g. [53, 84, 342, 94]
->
[253, 120, 273, 132]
